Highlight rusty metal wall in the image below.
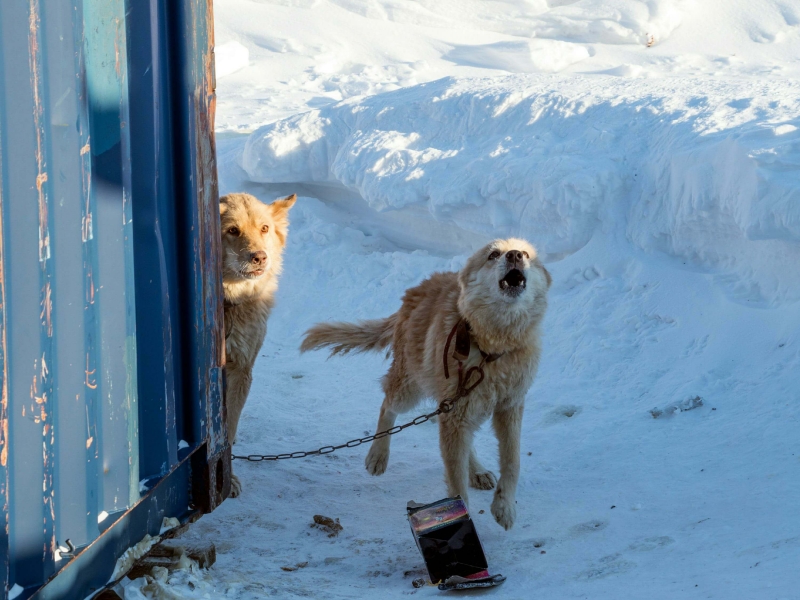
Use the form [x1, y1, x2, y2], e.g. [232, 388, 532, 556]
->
[0, 0, 228, 598]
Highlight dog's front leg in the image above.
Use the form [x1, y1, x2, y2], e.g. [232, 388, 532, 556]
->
[225, 362, 252, 498]
[491, 404, 523, 529]
[439, 415, 473, 505]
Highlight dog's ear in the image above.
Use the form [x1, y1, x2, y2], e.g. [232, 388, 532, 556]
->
[271, 193, 297, 216]
[270, 194, 297, 246]
[219, 195, 229, 216]
[542, 265, 552, 288]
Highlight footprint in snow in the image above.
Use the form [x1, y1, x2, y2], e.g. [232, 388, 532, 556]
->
[682, 335, 709, 358]
[575, 553, 636, 581]
[571, 519, 607, 535]
[628, 536, 675, 552]
[501, 537, 555, 558]
[562, 266, 600, 291]
[541, 404, 582, 426]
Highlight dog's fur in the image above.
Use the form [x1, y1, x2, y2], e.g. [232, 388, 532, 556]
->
[301, 239, 550, 529]
[221, 192, 296, 497]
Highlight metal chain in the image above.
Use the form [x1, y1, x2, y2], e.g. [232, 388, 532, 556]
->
[232, 352, 488, 462]
[233, 398, 455, 462]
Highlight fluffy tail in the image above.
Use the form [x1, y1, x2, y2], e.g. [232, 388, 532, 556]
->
[300, 314, 397, 356]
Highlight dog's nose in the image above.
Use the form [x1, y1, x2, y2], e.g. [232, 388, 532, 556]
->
[250, 251, 267, 266]
[506, 250, 524, 263]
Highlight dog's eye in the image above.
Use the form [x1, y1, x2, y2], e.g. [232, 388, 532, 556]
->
[488, 250, 501, 261]
[261, 225, 269, 234]
[522, 251, 529, 259]
[227, 227, 240, 236]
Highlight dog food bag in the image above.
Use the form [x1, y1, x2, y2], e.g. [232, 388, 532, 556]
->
[406, 496, 491, 585]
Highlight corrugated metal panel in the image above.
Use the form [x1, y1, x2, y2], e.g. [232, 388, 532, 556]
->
[0, 0, 228, 598]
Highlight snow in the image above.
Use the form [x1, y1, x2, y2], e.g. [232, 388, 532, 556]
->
[215, 41, 250, 78]
[111, 534, 159, 582]
[212, 0, 800, 131]
[125, 0, 800, 597]
[118, 562, 216, 600]
[445, 40, 592, 73]
[160, 517, 182, 535]
[8, 584, 23, 600]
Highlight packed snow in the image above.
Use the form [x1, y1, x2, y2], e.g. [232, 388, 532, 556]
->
[120, 0, 800, 597]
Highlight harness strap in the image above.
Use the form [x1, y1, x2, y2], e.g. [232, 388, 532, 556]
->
[481, 350, 503, 363]
[443, 319, 461, 379]
[443, 318, 504, 381]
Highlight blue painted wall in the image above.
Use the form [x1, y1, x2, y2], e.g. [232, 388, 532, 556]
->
[0, 1, 229, 598]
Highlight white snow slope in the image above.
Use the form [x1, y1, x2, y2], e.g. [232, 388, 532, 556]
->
[123, 1, 800, 598]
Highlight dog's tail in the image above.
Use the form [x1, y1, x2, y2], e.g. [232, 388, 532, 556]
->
[300, 314, 397, 357]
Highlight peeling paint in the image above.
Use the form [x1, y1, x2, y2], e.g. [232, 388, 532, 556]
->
[0, 80, 9, 487]
[122, 189, 129, 226]
[114, 22, 122, 78]
[86, 267, 95, 304]
[82, 212, 93, 243]
[85, 355, 97, 390]
[41, 282, 53, 337]
[185, 0, 226, 455]
[28, 0, 51, 264]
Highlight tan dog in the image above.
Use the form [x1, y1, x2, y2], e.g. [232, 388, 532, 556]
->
[221, 192, 297, 497]
[301, 239, 550, 529]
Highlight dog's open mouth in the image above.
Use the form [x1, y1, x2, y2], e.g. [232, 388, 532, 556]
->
[499, 269, 526, 295]
[244, 268, 265, 279]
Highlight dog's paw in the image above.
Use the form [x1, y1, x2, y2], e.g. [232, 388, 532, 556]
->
[229, 473, 242, 498]
[364, 445, 389, 476]
[491, 494, 516, 530]
[470, 470, 497, 490]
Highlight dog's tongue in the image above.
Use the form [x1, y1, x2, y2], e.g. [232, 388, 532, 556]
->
[501, 269, 526, 288]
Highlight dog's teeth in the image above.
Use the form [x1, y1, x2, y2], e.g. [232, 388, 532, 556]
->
[500, 280, 509, 289]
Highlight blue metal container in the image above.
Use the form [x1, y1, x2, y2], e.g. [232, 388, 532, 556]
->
[0, 0, 229, 597]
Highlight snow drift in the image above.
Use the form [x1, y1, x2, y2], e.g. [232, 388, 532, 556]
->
[242, 76, 800, 306]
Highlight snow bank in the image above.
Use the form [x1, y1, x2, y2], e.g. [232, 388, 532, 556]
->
[242, 76, 800, 306]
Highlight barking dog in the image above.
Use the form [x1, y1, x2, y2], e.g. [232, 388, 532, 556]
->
[221, 192, 296, 497]
[301, 239, 550, 529]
